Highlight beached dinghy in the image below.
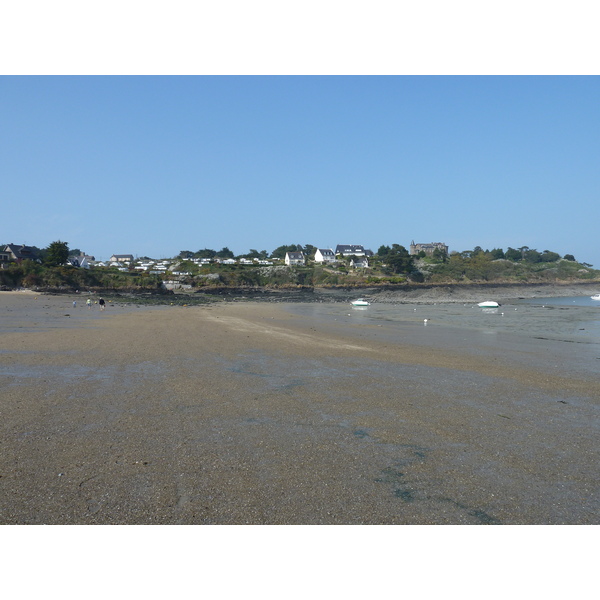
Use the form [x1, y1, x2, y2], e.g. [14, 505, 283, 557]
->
[351, 298, 371, 306]
[478, 301, 500, 308]
[591, 294, 600, 300]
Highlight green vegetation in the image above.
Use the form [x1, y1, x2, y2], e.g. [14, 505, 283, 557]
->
[2, 241, 598, 293]
[384, 244, 415, 275]
[270, 244, 302, 259]
[420, 246, 597, 284]
[0, 260, 164, 292]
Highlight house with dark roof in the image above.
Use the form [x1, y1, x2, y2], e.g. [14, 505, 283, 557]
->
[314, 248, 336, 263]
[350, 256, 369, 269]
[3, 244, 41, 263]
[285, 251, 305, 266]
[335, 245, 374, 258]
[67, 254, 92, 269]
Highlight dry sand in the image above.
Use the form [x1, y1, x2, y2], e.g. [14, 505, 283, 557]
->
[1, 291, 599, 524]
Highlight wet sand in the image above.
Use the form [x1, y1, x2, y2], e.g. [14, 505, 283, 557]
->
[1, 291, 599, 524]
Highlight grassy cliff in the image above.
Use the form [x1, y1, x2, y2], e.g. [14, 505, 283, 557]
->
[2, 254, 599, 294]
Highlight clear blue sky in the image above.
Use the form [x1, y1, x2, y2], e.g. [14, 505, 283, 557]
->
[2, 76, 599, 266]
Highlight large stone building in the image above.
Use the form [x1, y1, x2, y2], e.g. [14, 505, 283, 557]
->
[409, 241, 448, 256]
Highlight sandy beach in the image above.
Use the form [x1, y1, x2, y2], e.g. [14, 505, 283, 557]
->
[1, 290, 599, 524]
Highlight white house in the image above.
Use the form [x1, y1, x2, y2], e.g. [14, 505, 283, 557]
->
[67, 255, 91, 269]
[314, 248, 336, 263]
[135, 262, 154, 271]
[335, 244, 367, 257]
[350, 257, 369, 269]
[285, 251, 305, 266]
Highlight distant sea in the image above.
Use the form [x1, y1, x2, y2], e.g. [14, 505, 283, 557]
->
[516, 295, 600, 308]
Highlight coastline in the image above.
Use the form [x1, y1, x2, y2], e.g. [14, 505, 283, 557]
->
[366, 281, 600, 303]
[7, 279, 599, 306]
[308, 281, 600, 304]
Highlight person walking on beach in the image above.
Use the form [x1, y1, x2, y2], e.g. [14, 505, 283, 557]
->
[73, 300, 77, 308]
[86, 298, 92, 309]
[99, 298, 105, 311]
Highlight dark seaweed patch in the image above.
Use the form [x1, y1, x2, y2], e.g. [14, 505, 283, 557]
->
[375, 466, 405, 484]
[393, 488, 415, 502]
[375, 467, 415, 502]
[398, 443, 429, 460]
[437, 496, 501, 524]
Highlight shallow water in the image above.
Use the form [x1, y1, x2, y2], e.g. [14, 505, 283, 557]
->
[288, 297, 600, 341]
[518, 295, 600, 308]
[285, 297, 600, 379]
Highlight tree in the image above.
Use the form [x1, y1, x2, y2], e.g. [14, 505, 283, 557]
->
[564, 254, 576, 262]
[386, 244, 414, 274]
[270, 244, 300, 259]
[215, 247, 234, 259]
[523, 249, 541, 263]
[432, 247, 448, 262]
[195, 248, 216, 259]
[489, 248, 505, 260]
[505, 247, 521, 261]
[540, 250, 560, 263]
[239, 249, 268, 260]
[240, 249, 261, 259]
[178, 250, 194, 259]
[377, 245, 391, 257]
[303, 244, 317, 259]
[44, 240, 69, 267]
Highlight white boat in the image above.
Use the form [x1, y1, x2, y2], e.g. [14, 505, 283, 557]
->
[478, 301, 500, 308]
[351, 298, 370, 306]
[591, 294, 600, 301]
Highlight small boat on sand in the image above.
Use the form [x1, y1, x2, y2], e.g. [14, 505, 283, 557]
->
[478, 301, 500, 308]
[591, 294, 600, 301]
[351, 299, 371, 307]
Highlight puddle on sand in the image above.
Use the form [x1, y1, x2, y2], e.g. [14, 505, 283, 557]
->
[0, 360, 168, 385]
[353, 428, 370, 439]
